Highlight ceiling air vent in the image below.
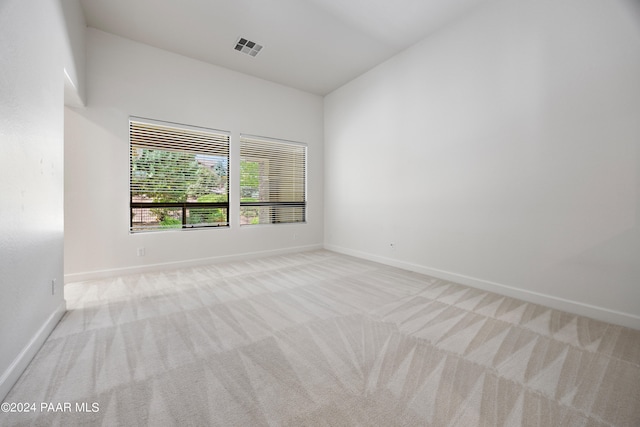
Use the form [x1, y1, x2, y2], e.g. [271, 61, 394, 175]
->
[234, 37, 263, 57]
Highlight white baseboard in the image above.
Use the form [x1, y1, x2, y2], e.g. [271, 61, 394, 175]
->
[0, 301, 66, 401]
[325, 244, 640, 330]
[64, 244, 324, 283]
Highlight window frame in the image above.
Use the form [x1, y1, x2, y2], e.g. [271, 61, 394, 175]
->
[129, 117, 230, 233]
[239, 134, 307, 226]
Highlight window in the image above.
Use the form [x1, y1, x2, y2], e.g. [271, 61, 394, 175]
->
[129, 118, 229, 232]
[240, 135, 306, 225]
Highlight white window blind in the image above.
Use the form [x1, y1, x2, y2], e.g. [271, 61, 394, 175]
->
[130, 118, 229, 232]
[240, 135, 306, 225]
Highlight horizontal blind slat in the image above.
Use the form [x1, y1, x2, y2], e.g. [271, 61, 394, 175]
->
[130, 121, 229, 156]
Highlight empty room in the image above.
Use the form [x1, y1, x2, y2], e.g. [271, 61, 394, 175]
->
[1, 0, 639, 425]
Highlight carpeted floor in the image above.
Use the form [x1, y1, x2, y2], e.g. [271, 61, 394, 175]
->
[3, 250, 640, 426]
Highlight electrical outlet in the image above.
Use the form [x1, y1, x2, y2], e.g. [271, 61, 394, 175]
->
[390, 243, 395, 250]
[293, 233, 298, 240]
[137, 247, 146, 257]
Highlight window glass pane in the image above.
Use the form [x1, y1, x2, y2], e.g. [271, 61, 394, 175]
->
[240, 205, 305, 225]
[131, 207, 183, 231]
[186, 207, 228, 227]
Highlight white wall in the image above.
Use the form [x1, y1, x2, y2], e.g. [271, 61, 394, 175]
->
[60, 0, 87, 107]
[65, 29, 324, 280]
[324, 0, 640, 328]
[0, 0, 67, 399]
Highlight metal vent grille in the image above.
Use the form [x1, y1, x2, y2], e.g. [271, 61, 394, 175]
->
[234, 37, 263, 57]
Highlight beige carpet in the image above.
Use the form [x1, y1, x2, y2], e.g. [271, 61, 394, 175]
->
[3, 250, 639, 426]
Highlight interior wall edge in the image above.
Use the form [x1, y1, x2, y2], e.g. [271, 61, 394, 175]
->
[63, 244, 324, 283]
[324, 244, 640, 331]
[0, 302, 66, 402]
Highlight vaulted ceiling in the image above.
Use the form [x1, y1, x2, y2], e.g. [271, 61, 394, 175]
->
[80, 0, 489, 95]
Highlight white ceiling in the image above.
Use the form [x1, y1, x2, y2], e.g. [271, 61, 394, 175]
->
[80, 0, 489, 95]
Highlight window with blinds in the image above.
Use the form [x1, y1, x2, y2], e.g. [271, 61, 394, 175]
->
[240, 135, 306, 225]
[130, 118, 229, 232]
